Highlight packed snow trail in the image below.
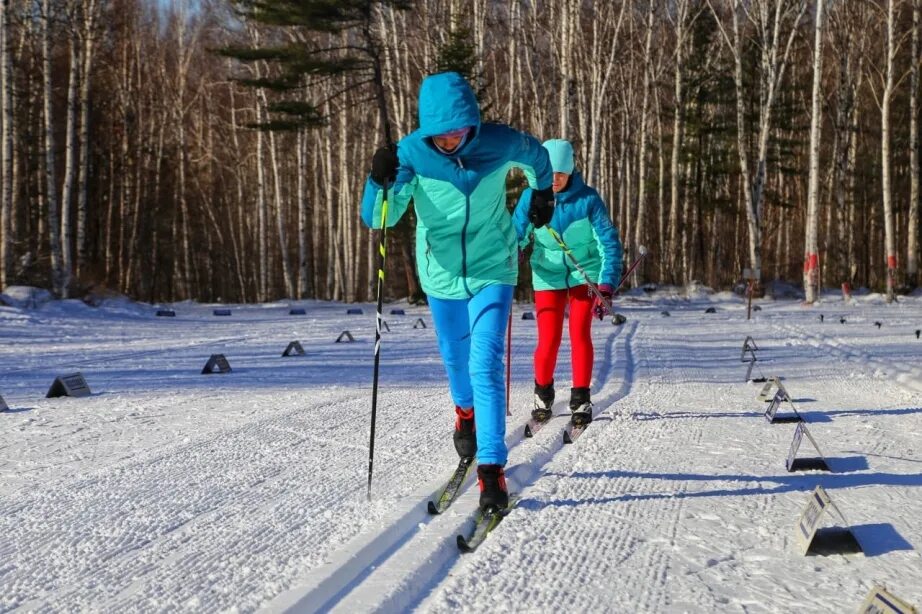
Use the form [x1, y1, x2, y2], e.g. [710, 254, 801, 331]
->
[420, 300, 922, 612]
[2, 294, 921, 612]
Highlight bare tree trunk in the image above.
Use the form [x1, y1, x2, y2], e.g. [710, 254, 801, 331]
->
[633, 0, 655, 286]
[0, 0, 12, 287]
[75, 0, 98, 279]
[267, 121, 294, 298]
[60, 35, 79, 296]
[910, 0, 920, 288]
[256, 102, 268, 301]
[42, 0, 65, 296]
[296, 129, 310, 298]
[881, 0, 898, 302]
[557, 0, 573, 136]
[669, 0, 691, 283]
[804, 0, 825, 303]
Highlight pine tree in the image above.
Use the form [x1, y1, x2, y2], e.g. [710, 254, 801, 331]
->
[220, 0, 411, 140]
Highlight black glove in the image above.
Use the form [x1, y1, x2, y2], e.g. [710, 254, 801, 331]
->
[371, 145, 398, 186]
[528, 187, 555, 228]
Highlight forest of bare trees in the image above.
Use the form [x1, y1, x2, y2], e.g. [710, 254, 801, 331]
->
[1, 0, 921, 304]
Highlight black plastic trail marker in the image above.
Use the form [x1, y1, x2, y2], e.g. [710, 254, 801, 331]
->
[282, 341, 305, 357]
[201, 354, 232, 374]
[46, 373, 91, 398]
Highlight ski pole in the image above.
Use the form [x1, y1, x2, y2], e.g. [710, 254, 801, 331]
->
[366, 176, 389, 502]
[546, 227, 648, 319]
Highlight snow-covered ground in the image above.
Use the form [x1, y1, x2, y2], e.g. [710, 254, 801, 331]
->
[1, 289, 921, 612]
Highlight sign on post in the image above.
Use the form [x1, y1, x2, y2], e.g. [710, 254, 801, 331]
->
[794, 485, 862, 556]
[765, 385, 801, 424]
[46, 372, 92, 398]
[741, 336, 764, 382]
[336, 331, 355, 343]
[201, 354, 232, 374]
[758, 376, 781, 401]
[282, 341, 305, 357]
[858, 586, 917, 614]
[786, 422, 830, 472]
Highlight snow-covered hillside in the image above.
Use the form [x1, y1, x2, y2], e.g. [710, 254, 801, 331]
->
[1, 291, 920, 612]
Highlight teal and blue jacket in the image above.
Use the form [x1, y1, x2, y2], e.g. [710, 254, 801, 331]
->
[361, 72, 553, 299]
[513, 172, 622, 291]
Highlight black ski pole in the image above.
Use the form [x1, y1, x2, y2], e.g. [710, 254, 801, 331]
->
[366, 176, 390, 501]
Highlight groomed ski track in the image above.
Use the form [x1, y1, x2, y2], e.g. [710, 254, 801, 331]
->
[269, 324, 638, 613]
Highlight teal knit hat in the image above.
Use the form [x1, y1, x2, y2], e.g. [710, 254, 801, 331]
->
[542, 139, 575, 174]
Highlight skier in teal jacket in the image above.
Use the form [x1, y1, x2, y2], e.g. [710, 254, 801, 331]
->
[514, 139, 622, 426]
[361, 72, 555, 511]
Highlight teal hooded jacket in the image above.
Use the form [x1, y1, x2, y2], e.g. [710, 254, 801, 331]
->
[513, 172, 623, 291]
[361, 72, 553, 299]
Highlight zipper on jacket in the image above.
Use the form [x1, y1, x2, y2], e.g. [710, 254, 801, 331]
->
[457, 157, 472, 296]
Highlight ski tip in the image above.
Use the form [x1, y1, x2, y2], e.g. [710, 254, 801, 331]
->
[427, 501, 440, 515]
[457, 535, 473, 553]
[524, 424, 533, 438]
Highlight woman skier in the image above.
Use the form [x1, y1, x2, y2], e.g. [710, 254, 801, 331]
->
[360, 72, 555, 512]
[513, 139, 622, 426]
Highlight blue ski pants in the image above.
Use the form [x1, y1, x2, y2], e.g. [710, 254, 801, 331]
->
[428, 284, 514, 466]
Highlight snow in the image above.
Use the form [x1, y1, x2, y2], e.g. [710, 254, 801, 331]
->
[1, 293, 921, 612]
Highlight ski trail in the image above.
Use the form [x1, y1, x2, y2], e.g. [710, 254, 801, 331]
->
[769, 320, 922, 396]
[266, 322, 637, 613]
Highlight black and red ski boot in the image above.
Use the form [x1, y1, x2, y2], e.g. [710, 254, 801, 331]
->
[532, 380, 555, 422]
[453, 406, 477, 458]
[477, 464, 509, 511]
[569, 386, 593, 426]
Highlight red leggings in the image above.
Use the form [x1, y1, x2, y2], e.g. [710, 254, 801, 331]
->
[533, 285, 594, 388]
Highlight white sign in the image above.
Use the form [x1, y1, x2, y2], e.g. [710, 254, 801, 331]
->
[794, 485, 861, 556]
[858, 585, 917, 614]
[786, 422, 829, 472]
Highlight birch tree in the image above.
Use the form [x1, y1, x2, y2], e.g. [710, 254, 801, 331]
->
[804, 0, 826, 303]
[0, 0, 12, 287]
[866, 0, 908, 302]
[909, 0, 920, 287]
[42, 0, 66, 296]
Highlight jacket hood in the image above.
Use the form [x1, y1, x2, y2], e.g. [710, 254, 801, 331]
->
[543, 139, 575, 174]
[418, 72, 481, 138]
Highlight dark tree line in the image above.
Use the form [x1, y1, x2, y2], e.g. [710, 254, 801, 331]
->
[0, 0, 920, 304]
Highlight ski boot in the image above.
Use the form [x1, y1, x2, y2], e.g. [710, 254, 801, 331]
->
[453, 406, 477, 458]
[532, 380, 555, 423]
[477, 464, 509, 511]
[569, 387, 593, 426]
